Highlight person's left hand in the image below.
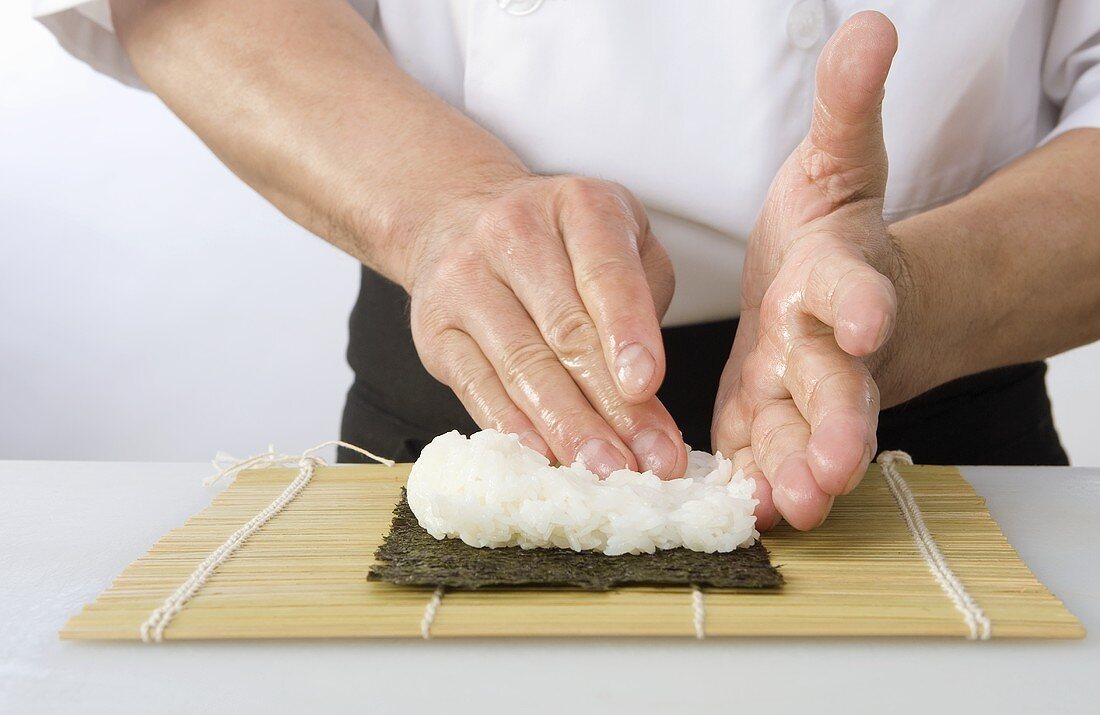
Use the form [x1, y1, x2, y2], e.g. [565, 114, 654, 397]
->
[712, 12, 922, 531]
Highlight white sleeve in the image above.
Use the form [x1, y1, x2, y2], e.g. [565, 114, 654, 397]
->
[1042, 0, 1100, 142]
[32, 0, 146, 89]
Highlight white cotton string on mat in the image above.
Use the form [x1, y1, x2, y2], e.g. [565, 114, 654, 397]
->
[420, 586, 445, 640]
[691, 585, 706, 639]
[139, 440, 395, 643]
[876, 450, 992, 640]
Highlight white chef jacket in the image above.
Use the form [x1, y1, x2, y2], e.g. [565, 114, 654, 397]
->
[33, 0, 1100, 326]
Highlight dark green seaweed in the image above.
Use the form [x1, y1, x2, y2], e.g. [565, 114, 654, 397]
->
[368, 491, 783, 591]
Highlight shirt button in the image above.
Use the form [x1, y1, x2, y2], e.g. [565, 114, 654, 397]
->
[498, 0, 544, 16]
[787, 0, 826, 50]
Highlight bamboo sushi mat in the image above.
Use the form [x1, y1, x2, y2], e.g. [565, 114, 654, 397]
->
[61, 461, 1084, 641]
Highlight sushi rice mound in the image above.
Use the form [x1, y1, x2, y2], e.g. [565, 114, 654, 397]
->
[407, 429, 760, 556]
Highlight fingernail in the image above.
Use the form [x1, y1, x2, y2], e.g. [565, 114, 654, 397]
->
[576, 439, 628, 477]
[517, 430, 550, 457]
[632, 429, 679, 478]
[615, 344, 656, 397]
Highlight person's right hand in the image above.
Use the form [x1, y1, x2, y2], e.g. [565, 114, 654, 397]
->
[404, 174, 688, 479]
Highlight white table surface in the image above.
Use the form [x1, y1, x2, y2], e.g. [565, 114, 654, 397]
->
[2, 461, 1098, 714]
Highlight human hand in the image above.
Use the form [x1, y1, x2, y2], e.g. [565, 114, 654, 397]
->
[712, 12, 918, 530]
[405, 174, 689, 479]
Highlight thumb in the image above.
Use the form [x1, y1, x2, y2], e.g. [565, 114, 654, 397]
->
[806, 11, 898, 202]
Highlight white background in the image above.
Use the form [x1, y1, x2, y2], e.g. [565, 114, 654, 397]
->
[3, 10, 1098, 465]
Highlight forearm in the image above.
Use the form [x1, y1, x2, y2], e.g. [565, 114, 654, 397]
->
[888, 128, 1100, 403]
[111, 0, 528, 287]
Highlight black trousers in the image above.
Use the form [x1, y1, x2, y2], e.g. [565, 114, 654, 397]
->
[340, 269, 1068, 466]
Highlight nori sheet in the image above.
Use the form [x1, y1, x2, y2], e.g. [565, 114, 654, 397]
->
[368, 491, 783, 591]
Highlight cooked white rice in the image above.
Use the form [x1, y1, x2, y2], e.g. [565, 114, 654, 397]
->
[406, 429, 759, 555]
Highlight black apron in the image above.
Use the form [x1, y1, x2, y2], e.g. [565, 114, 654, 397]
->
[340, 268, 1068, 466]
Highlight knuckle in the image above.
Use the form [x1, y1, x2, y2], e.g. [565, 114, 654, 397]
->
[799, 143, 848, 199]
[542, 303, 600, 363]
[557, 176, 613, 205]
[411, 262, 488, 331]
[644, 241, 675, 288]
[454, 373, 510, 429]
[420, 235, 494, 288]
[835, 264, 897, 317]
[732, 446, 758, 473]
[651, 275, 675, 317]
[800, 246, 893, 318]
[816, 262, 861, 314]
[784, 328, 821, 359]
[474, 196, 543, 246]
[841, 260, 888, 290]
[804, 366, 878, 420]
[543, 408, 595, 455]
[740, 343, 790, 400]
[803, 367, 847, 420]
[755, 413, 800, 459]
[499, 339, 559, 386]
[575, 255, 639, 292]
[762, 317, 818, 376]
[417, 326, 465, 381]
[408, 298, 437, 343]
[557, 177, 640, 232]
[850, 270, 898, 323]
[786, 234, 828, 272]
[799, 138, 883, 204]
[451, 359, 491, 405]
